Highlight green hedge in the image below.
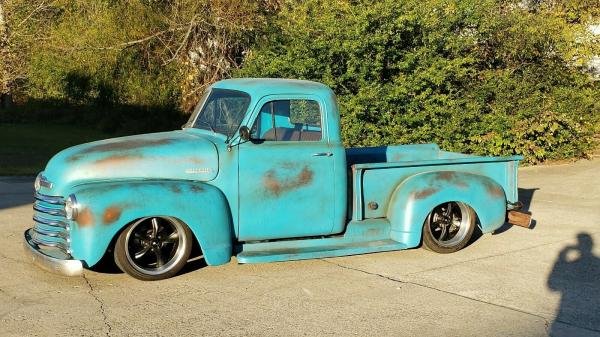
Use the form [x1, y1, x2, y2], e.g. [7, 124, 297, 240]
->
[237, 0, 600, 163]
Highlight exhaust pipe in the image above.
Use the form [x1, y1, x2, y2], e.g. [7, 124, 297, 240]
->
[507, 210, 532, 228]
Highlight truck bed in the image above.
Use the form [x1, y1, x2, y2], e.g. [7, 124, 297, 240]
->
[346, 144, 522, 222]
[346, 143, 478, 166]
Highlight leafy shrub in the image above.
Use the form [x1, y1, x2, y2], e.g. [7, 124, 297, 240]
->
[238, 0, 600, 163]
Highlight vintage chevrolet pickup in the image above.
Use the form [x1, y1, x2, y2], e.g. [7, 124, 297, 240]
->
[24, 78, 531, 280]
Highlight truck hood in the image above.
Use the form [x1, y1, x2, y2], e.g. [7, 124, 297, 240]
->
[44, 130, 219, 190]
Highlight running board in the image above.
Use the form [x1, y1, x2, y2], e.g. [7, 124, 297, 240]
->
[236, 219, 410, 264]
[237, 239, 408, 264]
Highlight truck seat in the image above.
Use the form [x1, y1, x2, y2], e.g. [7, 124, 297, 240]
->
[263, 127, 322, 141]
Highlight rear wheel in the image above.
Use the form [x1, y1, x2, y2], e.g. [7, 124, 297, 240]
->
[422, 201, 476, 254]
[114, 216, 192, 281]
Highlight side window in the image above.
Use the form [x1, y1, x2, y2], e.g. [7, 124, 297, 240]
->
[251, 99, 322, 141]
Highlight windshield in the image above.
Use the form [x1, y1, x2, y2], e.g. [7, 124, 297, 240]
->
[187, 88, 251, 138]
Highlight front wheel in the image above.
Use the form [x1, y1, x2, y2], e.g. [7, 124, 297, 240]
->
[422, 201, 476, 254]
[114, 216, 192, 281]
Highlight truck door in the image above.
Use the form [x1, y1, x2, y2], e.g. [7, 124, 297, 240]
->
[237, 96, 336, 240]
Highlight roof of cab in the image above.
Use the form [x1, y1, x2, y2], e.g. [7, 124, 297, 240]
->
[211, 78, 333, 98]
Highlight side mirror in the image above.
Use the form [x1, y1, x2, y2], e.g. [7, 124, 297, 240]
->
[239, 126, 251, 141]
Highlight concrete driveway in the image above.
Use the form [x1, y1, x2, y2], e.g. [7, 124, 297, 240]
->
[1, 159, 599, 337]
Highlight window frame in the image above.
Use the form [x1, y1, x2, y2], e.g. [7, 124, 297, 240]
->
[247, 95, 327, 143]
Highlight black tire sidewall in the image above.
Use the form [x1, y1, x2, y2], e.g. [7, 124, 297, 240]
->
[422, 204, 476, 254]
[114, 218, 193, 281]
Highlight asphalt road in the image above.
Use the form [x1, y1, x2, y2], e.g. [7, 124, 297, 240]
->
[1, 158, 599, 337]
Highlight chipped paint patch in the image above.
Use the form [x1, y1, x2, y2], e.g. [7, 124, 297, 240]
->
[103, 206, 122, 224]
[76, 208, 94, 227]
[170, 185, 182, 194]
[263, 166, 314, 196]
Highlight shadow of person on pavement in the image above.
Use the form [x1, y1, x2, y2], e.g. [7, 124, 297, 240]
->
[547, 233, 600, 336]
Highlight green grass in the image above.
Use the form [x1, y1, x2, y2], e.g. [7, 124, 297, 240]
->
[0, 123, 114, 175]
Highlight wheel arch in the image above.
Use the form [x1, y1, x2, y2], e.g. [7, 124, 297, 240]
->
[68, 180, 234, 267]
[386, 171, 507, 247]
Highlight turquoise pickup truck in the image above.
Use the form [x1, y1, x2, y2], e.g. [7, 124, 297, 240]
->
[24, 78, 531, 280]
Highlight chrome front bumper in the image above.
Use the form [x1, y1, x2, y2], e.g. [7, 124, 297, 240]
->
[23, 229, 83, 276]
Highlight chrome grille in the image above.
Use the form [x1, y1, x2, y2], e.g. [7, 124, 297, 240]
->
[32, 192, 71, 255]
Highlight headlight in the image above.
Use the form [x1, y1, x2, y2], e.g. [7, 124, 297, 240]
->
[64, 194, 79, 220]
[34, 173, 42, 192]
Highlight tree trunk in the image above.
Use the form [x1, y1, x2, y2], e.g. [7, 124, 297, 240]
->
[0, 2, 12, 109]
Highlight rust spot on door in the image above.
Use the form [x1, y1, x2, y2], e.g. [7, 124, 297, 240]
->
[413, 188, 438, 200]
[263, 166, 314, 196]
[103, 206, 122, 224]
[170, 185, 182, 194]
[76, 208, 94, 227]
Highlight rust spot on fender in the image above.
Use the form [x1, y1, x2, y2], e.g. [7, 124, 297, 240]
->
[76, 208, 94, 227]
[190, 185, 204, 193]
[263, 166, 314, 196]
[93, 154, 144, 166]
[186, 157, 204, 164]
[435, 171, 468, 188]
[437, 171, 456, 181]
[68, 138, 175, 162]
[413, 188, 438, 200]
[483, 180, 505, 198]
[102, 206, 122, 224]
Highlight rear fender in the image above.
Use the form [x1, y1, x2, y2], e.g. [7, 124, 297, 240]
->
[386, 171, 506, 246]
[68, 180, 233, 267]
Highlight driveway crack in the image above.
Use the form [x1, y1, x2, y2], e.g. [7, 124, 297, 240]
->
[82, 273, 112, 337]
[319, 258, 552, 334]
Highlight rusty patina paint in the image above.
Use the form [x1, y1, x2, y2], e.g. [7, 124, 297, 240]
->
[68, 138, 175, 162]
[190, 185, 204, 193]
[483, 180, 505, 198]
[76, 207, 94, 227]
[413, 188, 439, 200]
[435, 171, 468, 188]
[263, 166, 314, 196]
[93, 154, 144, 167]
[102, 206, 122, 224]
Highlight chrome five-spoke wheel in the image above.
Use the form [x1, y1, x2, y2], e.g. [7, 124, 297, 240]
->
[114, 216, 192, 280]
[422, 201, 476, 253]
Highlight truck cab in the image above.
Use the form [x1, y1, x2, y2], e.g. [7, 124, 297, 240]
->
[24, 78, 531, 280]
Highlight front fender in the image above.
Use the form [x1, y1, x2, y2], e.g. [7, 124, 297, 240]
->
[386, 171, 507, 246]
[68, 180, 233, 267]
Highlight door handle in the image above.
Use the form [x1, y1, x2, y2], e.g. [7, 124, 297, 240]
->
[312, 152, 333, 157]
